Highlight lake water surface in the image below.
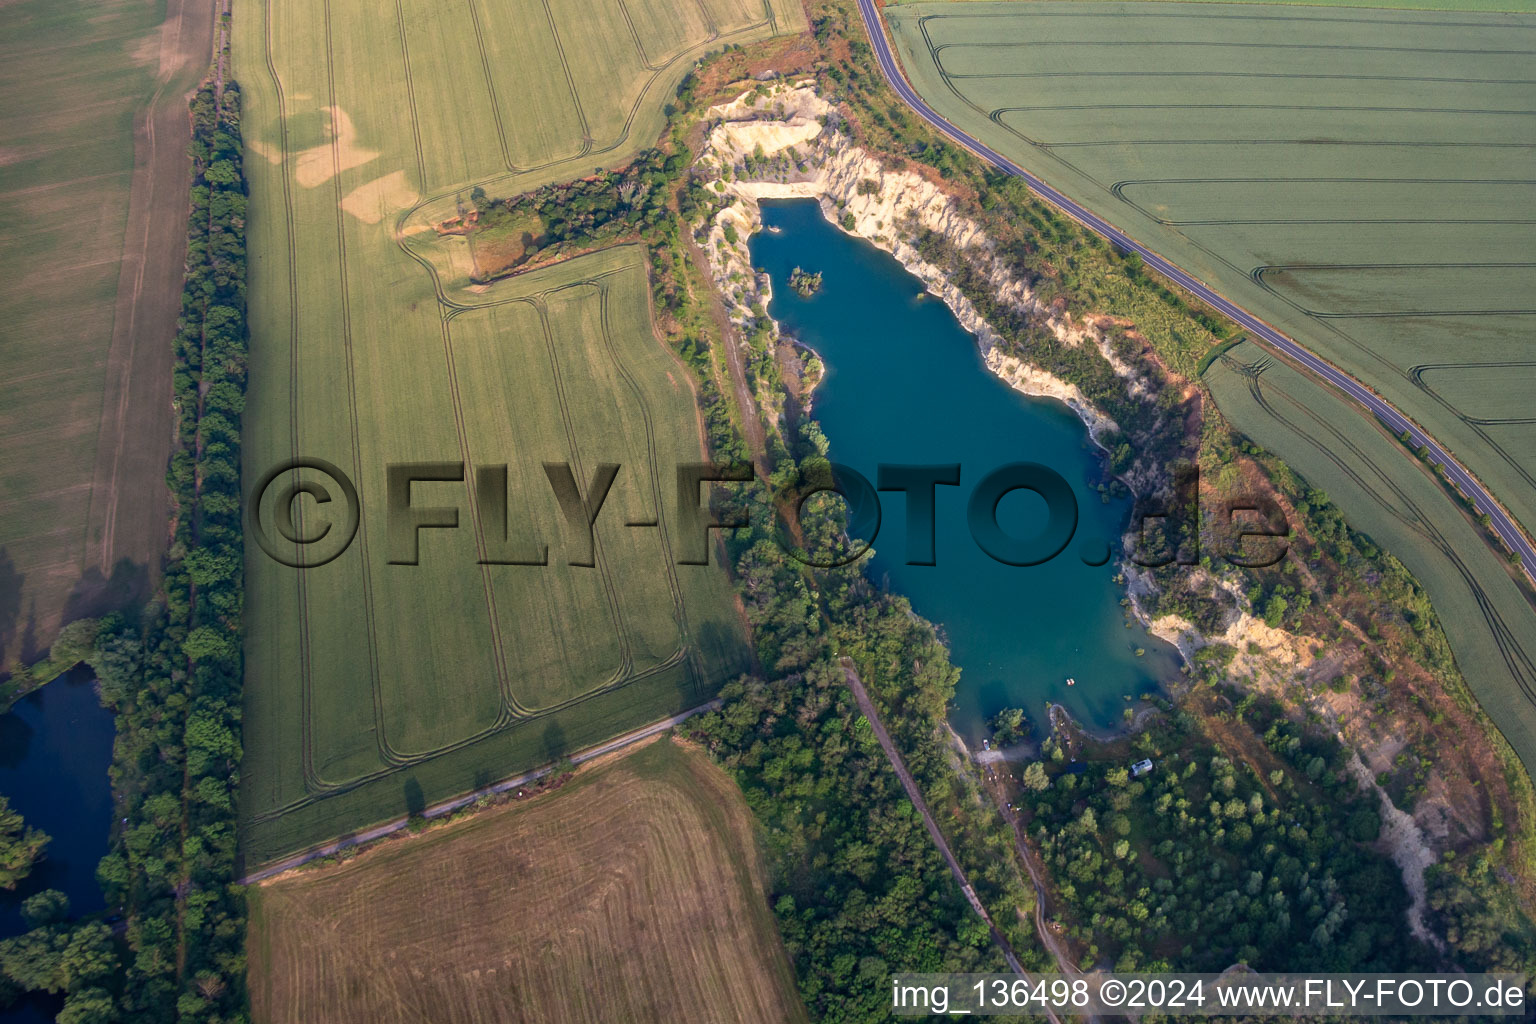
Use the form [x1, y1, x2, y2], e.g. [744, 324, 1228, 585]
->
[750, 199, 1180, 737]
[0, 667, 115, 1024]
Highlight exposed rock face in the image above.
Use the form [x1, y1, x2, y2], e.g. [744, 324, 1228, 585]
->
[692, 83, 1478, 958]
[695, 82, 1149, 460]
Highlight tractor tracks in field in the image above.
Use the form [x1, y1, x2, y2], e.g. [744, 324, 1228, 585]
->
[1227, 356, 1536, 707]
[249, 0, 795, 828]
[83, 0, 216, 594]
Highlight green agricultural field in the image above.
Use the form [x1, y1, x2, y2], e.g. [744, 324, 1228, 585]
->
[887, 1, 1536, 772]
[239, 243, 756, 866]
[0, 0, 211, 676]
[1206, 345, 1536, 775]
[235, 0, 801, 866]
[888, 1, 1536, 537]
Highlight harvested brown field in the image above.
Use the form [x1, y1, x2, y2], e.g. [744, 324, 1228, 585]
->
[247, 738, 807, 1024]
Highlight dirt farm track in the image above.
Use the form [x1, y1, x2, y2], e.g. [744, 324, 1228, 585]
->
[0, 0, 216, 665]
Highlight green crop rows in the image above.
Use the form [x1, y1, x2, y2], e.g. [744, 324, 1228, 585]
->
[1206, 345, 1536, 775]
[889, 1, 1536, 537]
[234, 0, 802, 865]
[888, 0, 1536, 773]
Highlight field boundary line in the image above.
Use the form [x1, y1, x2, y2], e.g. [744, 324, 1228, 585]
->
[535, 289, 638, 682]
[390, 0, 427, 185]
[538, 0, 594, 153]
[239, 699, 722, 883]
[434, 309, 519, 725]
[464, 0, 519, 171]
[1227, 355, 1536, 705]
[255, 0, 333, 798]
[320, 0, 393, 772]
[597, 277, 702, 698]
[613, 0, 669, 71]
[880, 0, 1536, 584]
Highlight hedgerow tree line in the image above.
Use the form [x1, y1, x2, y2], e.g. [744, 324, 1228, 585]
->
[0, 79, 251, 1023]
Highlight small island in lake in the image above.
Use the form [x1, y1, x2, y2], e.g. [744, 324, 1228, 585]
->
[788, 266, 823, 297]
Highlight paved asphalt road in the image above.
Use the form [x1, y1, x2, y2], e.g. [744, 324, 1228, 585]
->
[855, 0, 1535, 582]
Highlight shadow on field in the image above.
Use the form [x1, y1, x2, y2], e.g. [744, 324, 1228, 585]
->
[0, 549, 23, 673]
[541, 721, 567, 764]
[62, 556, 150, 626]
[402, 778, 425, 819]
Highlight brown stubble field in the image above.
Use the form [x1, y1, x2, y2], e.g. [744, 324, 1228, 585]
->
[0, 0, 213, 673]
[246, 738, 807, 1024]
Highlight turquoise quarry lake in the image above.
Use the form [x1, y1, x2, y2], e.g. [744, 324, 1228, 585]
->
[750, 199, 1180, 738]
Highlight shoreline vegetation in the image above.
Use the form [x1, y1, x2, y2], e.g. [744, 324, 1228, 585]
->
[673, 5, 1535, 981]
[2, 76, 252, 1021]
[787, 266, 823, 297]
[3, 5, 1531, 1021]
[0, 796, 48, 893]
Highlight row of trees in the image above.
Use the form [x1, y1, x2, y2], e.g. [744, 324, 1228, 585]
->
[107, 76, 251, 1024]
[3, 78, 250, 1024]
[468, 146, 689, 279]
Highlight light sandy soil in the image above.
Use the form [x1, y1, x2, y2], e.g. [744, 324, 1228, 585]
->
[1347, 752, 1444, 950]
[341, 170, 419, 224]
[249, 106, 381, 188]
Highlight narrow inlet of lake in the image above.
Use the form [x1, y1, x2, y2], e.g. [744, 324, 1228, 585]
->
[0, 666, 115, 1024]
[750, 199, 1181, 739]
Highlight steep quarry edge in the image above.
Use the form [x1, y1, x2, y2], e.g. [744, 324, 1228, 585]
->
[691, 81, 1445, 944]
[696, 83, 1133, 454]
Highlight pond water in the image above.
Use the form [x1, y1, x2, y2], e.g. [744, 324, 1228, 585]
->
[750, 198, 1181, 738]
[0, 666, 116, 1024]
